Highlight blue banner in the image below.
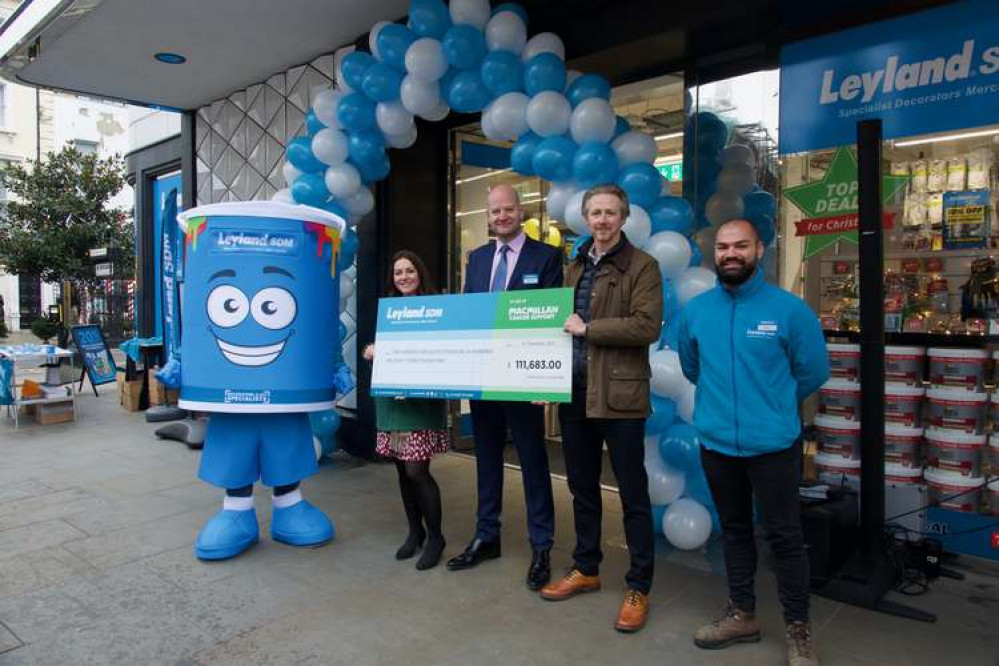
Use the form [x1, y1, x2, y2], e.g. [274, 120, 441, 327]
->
[780, 0, 999, 154]
[159, 184, 180, 359]
[71, 325, 118, 386]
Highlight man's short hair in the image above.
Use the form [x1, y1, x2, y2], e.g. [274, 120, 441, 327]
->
[716, 218, 761, 243]
[582, 184, 630, 220]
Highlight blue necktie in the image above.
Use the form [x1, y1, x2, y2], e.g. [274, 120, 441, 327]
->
[490, 244, 510, 292]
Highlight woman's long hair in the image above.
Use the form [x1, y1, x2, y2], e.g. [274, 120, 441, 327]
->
[385, 250, 438, 297]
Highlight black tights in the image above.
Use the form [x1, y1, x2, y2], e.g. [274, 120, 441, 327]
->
[226, 483, 299, 497]
[395, 460, 442, 540]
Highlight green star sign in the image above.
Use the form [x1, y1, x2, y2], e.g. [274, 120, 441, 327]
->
[783, 147, 910, 258]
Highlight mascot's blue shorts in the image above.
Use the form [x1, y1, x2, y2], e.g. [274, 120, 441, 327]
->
[199, 412, 317, 489]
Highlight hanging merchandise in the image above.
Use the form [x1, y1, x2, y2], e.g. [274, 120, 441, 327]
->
[943, 189, 989, 249]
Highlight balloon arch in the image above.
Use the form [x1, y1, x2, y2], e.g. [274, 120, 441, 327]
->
[280, 0, 777, 551]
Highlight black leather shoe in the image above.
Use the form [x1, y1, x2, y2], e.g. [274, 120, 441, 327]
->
[446, 537, 501, 571]
[526, 548, 551, 590]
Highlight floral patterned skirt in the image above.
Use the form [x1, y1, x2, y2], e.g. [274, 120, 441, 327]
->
[375, 428, 450, 462]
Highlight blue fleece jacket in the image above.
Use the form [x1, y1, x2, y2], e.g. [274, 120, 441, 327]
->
[676, 269, 830, 457]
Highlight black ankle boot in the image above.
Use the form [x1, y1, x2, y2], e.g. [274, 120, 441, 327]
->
[416, 536, 446, 570]
[396, 530, 426, 560]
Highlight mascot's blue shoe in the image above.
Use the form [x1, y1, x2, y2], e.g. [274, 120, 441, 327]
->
[195, 509, 259, 561]
[270, 500, 335, 547]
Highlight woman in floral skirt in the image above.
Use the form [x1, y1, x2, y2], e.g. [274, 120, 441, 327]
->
[363, 250, 449, 570]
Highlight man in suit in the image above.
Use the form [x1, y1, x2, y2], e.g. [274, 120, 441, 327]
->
[446, 184, 563, 590]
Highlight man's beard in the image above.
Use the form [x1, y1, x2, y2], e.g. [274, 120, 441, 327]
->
[716, 257, 757, 286]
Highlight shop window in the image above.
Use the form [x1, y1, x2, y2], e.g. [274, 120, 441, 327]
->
[74, 139, 99, 156]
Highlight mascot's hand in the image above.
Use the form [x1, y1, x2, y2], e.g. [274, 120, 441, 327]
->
[157, 356, 182, 389]
[333, 362, 355, 396]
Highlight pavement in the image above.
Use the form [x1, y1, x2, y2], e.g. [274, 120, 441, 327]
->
[0, 383, 997, 665]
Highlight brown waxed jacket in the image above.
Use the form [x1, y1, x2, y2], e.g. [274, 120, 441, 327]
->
[566, 236, 664, 419]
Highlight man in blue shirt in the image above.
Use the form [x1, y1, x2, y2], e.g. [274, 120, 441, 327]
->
[677, 219, 828, 666]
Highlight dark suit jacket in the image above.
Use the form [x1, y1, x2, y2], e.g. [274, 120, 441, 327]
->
[463, 235, 564, 294]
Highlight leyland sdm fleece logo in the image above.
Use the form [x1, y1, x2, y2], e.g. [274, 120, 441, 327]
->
[819, 40, 999, 112]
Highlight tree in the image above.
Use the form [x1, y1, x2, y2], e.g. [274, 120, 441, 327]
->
[0, 146, 132, 288]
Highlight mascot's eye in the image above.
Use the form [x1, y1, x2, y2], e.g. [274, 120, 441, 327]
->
[207, 285, 249, 328]
[251, 287, 296, 330]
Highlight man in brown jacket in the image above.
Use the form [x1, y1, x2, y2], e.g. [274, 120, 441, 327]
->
[540, 184, 663, 633]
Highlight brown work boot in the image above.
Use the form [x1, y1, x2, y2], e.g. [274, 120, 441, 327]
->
[614, 589, 649, 633]
[693, 600, 761, 649]
[787, 622, 820, 666]
[539, 568, 600, 601]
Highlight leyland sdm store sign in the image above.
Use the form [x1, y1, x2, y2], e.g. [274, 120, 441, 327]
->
[780, 0, 999, 154]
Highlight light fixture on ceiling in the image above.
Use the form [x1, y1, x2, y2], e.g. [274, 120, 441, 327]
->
[654, 131, 683, 141]
[154, 52, 186, 64]
[456, 168, 513, 185]
[893, 127, 999, 148]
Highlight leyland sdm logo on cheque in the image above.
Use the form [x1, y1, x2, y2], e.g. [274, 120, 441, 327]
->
[818, 39, 999, 116]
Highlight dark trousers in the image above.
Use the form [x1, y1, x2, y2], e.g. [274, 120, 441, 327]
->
[700, 443, 810, 624]
[559, 390, 654, 593]
[470, 400, 555, 550]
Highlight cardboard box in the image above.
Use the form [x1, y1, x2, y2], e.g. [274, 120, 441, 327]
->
[148, 367, 180, 406]
[118, 371, 143, 412]
[29, 400, 75, 425]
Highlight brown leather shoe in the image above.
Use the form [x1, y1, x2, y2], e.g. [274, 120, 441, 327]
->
[615, 589, 649, 632]
[539, 568, 600, 601]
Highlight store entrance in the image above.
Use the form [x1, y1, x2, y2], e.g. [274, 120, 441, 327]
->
[446, 73, 686, 487]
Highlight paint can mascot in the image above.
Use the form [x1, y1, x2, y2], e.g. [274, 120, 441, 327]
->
[157, 201, 354, 560]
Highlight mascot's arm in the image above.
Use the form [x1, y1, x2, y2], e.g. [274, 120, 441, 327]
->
[156, 352, 182, 390]
[333, 361, 355, 396]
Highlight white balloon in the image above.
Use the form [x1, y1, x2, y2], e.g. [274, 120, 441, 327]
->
[676, 267, 717, 307]
[420, 101, 450, 121]
[324, 163, 362, 199]
[405, 38, 448, 82]
[716, 163, 756, 196]
[545, 182, 578, 222]
[376, 101, 415, 136]
[480, 104, 506, 141]
[564, 190, 589, 235]
[369, 20, 390, 60]
[649, 349, 685, 399]
[271, 188, 294, 204]
[564, 69, 583, 91]
[343, 187, 375, 216]
[612, 131, 658, 166]
[339, 273, 356, 301]
[622, 204, 652, 248]
[282, 161, 302, 187]
[569, 98, 616, 144]
[522, 32, 565, 61]
[663, 498, 712, 550]
[485, 11, 527, 53]
[526, 91, 571, 138]
[645, 456, 686, 506]
[489, 92, 530, 140]
[340, 313, 357, 339]
[675, 379, 696, 424]
[722, 143, 755, 167]
[311, 128, 349, 166]
[386, 124, 418, 149]
[400, 75, 440, 116]
[449, 0, 490, 29]
[312, 89, 345, 129]
[705, 191, 745, 226]
[645, 231, 692, 279]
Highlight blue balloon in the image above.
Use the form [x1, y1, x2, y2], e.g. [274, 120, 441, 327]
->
[651, 504, 667, 534]
[361, 62, 404, 102]
[683, 467, 715, 508]
[523, 52, 566, 96]
[617, 162, 662, 209]
[319, 199, 351, 223]
[290, 172, 329, 207]
[347, 129, 386, 166]
[340, 51, 376, 91]
[659, 423, 700, 471]
[338, 229, 360, 270]
[693, 154, 723, 188]
[743, 190, 776, 222]
[353, 152, 391, 184]
[532, 136, 577, 182]
[645, 395, 676, 435]
[376, 23, 416, 70]
[492, 2, 528, 26]
[510, 131, 542, 175]
[569, 234, 591, 259]
[286, 136, 327, 173]
[649, 196, 694, 235]
[309, 409, 341, 438]
[566, 73, 611, 106]
[480, 50, 523, 96]
[443, 24, 487, 70]
[445, 69, 491, 112]
[752, 214, 776, 245]
[613, 115, 631, 138]
[572, 141, 619, 189]
[338, 321, 347, 340]
[408, 0, 451, 39]
[306, 110, 325, 135]
[337, 93, 377, 131]
[688, 240, 703, 267]
[695, 111, 728, 148]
